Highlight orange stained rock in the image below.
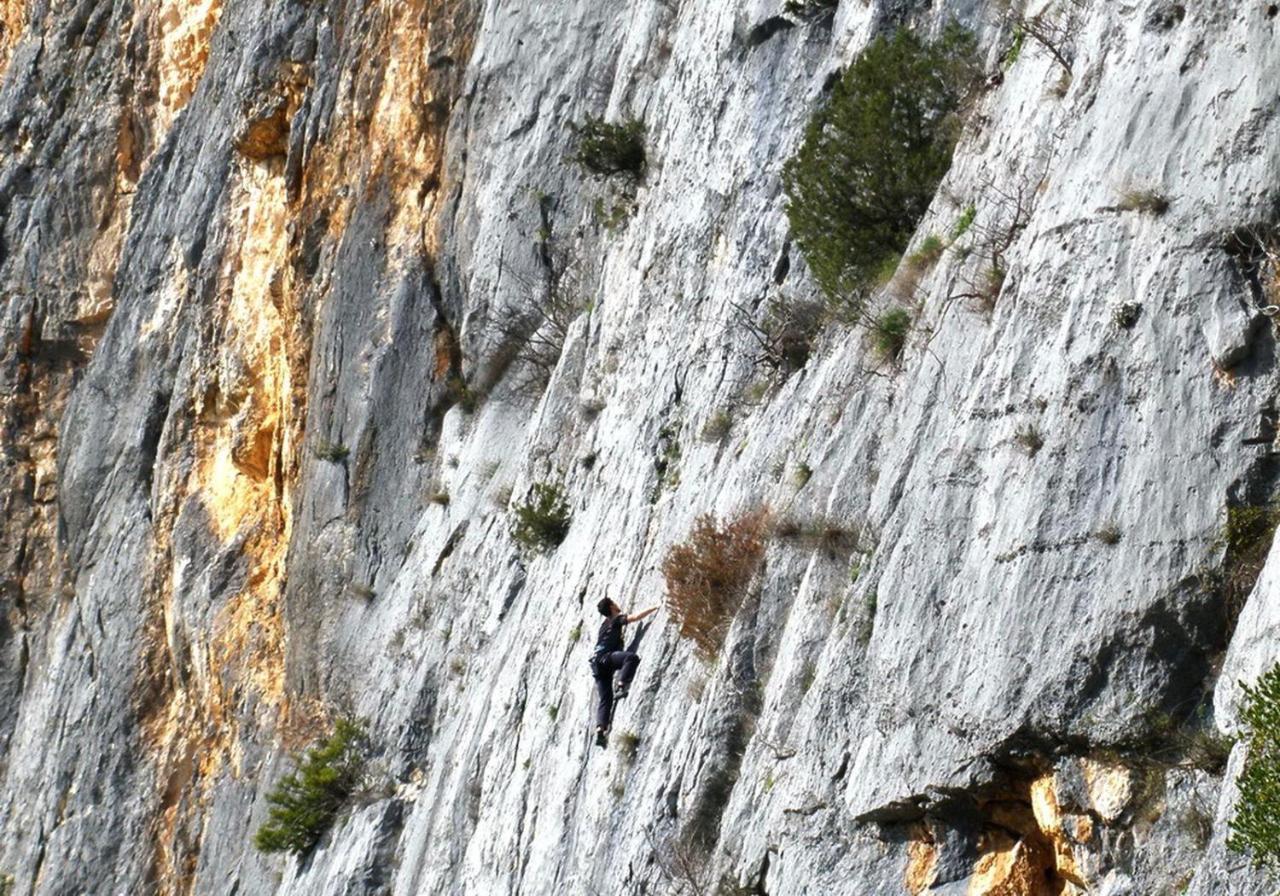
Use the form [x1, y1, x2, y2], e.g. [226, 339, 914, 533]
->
[0, 0, 28, 76]
[155, 0, 223, 132]
[906, 835, 939, 895]
[1029, 775, 1086, 888]
[967, 832, 1058, 896]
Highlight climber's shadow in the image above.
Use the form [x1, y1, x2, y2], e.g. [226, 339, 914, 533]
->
[626, 621, 649, 653]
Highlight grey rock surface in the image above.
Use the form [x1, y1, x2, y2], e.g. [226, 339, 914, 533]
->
[2, 0, 1280, 893]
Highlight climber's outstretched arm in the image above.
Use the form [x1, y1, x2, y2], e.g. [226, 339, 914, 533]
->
[626, 606, 659, 624]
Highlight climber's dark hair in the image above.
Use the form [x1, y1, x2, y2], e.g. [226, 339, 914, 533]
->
[597, 598, 616, 617]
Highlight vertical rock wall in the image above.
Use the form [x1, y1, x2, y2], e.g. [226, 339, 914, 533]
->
[1, 1, 1279, 893]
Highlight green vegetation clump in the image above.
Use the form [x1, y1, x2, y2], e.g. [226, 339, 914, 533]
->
[616, 730, 641, 764]
[870, 308, 912, 363]
[1014, 423, 1044, 456]
[313, 440, 349, 463]
[573, 115, 646, 178]
[511, 482, 572, 551]
[1220, 504, 1279, 613]
[1093, 523, 1121, 545]
[782, 26, 980, 300]
[906, 234, 946, 269]
[1229, 663, 1280, 869]
[701, 409, 734, 444]
[952, 204, 977, 240]
[254, 719, 366, 856]
[1116, 188, 1171, 216]
[785, 0, 838, 17]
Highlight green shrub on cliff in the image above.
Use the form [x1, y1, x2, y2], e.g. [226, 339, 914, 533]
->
[254, 719, 366, 856]
[572, 116, 646, 178]
[1229, 664, 1280, 870]
[511, 482, 572, 551]
[782, 26, 980, 301]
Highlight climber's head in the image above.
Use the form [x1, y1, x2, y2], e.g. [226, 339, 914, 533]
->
[597, 597, 620, 618]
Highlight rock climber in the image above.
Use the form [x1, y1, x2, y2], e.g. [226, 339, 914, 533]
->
[591, 597, 658, 747]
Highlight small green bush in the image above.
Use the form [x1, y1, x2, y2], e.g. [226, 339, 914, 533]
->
[511, 482, 572, 551]
[870, 308, 912, 363]
[1093, 523, 1122, 545]
[616, 730, 641, 764]
[1015, 423, 1044, 456]
[952, 204, 977, 240]
[313, 440, 349, 463]
[793, 461, 813, 488]
[782, 26, 980, 300]
[254, 719, 366, 856]
[1220, 504, 1279, 613]
[573, 115, 646, 177]
[1001, 24, 1025, 69]
[785, 0, 838, 17]
[701, 410, 734, 443]
[907, 234, 946, 268]
[1116, 188, 1170, 216]
[1230, 663, 1280, 869]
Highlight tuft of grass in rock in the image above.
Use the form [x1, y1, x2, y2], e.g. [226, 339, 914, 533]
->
[774, 516, 865, 558]
[798, 660, 816, 694]
[428, 490, 450, 506]
[254, 719, 367, 855]
[1112, 302, 1142, 330]
[1001, 24, 1025, 69]
[616, 730, 641, 764]
[701, 410, 734, 443]
[1093, 524, 1122, 545]
[445, 376, 479, 413]
[978, 264, 1007, 312]
[547, 704, 559, 722]
[1116, 188, 1171, 216]
[784, 0, 838, 18]
[572, 115, 646, 178]
[1219, 504, 1280, 615]
[857, 590, 878, 645]
[793, 462, 813, 488]
[347, 582, 376, 602]
[952, 205, 977, 240]
[870, 309, 912, 364]
[511, 482, 571, 551]
[906, 234, 946, 269]
[313, 440, 349, 463]
[569, 621, 583, 643]
[1014, 423, 1044, 456]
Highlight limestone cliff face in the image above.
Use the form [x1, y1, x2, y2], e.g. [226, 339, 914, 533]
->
[1, 0, 1279, 893]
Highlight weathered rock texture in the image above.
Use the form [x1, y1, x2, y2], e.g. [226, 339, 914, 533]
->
[2, 0, 1279, 893]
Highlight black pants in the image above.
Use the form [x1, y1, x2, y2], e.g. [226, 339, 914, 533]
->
[593, 650, 639, 729]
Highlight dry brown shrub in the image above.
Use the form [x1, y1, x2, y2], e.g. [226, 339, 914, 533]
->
[662, 508, 770, 660]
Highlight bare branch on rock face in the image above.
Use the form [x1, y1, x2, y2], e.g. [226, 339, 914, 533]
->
[996, 0, 1088, 77]
[485, 223, 592, 399]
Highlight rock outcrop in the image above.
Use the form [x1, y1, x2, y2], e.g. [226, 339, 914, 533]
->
[2, 0, 1279, 893]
